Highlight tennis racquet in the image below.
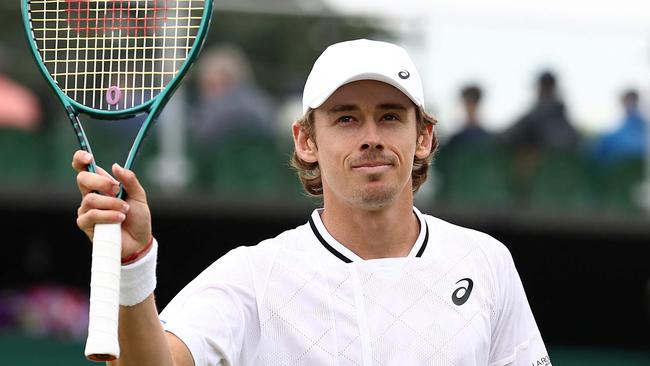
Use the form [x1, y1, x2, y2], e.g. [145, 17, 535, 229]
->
[22, 0, 213, 361]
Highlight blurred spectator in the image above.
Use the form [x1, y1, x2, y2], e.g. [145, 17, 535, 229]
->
[0, 285, 88, 341]
[435, 85, 513, 209]
[504, 70, 580, 151]
[189, 45, 278, 191]
[501, 71, 582, 209]
[0, 45, 41, 130]
[191, 44, 275, 144]
[592, 89, 647, 163]
[0, 74, 42, 130]
[445, 84, 492, 150]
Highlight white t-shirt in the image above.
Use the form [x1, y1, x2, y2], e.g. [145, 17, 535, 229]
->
[160, 207, 551, 366]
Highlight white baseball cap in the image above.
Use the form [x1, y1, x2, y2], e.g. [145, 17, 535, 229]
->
[302, 39, 424, 114]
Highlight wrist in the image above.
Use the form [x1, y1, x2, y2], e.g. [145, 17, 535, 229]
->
[121, 236, 154, 265]
[120, 239, 158, 307]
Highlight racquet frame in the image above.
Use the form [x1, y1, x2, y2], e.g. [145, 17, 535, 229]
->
[21, 0, 213, 361]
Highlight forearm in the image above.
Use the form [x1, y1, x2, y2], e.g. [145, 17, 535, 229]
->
[108, 295, 175, 366]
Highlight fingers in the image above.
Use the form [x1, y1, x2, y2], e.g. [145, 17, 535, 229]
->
[77, 193, 130, 231]
[73, 150, 121, 197]
[76, 194, 130, 231]
[112, 164, 147, 203]
[72, 150, 93, 172]
[77, 170, 120, 197]
[76, 208, 126, 231]
[78, 193, 130, 216]
[72, 150, 116, 180]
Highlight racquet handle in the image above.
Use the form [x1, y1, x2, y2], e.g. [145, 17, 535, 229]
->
[85, 223, 122, 362]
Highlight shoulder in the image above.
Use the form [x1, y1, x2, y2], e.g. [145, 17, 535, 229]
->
[422, 213, 515, 274]
[184, 222, 310, 282]
[423, 214, 508, 250]
[161, 221, 313, 308]
[243, 221, 312, 259]
[222, 221, 316, 276]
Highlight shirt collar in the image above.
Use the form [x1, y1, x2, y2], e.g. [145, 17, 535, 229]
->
[308, 207, 429, 263]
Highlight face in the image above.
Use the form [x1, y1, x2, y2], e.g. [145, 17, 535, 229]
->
[293, 80, 433, 211]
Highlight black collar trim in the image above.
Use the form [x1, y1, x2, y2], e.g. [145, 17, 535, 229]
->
[308, 210, 429, 263]
[416, 220, 429, 258]
[308, 217, 353, 263]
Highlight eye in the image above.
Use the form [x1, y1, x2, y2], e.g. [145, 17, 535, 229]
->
[382, 113, 400, 121]
[337, 115, 355, 123]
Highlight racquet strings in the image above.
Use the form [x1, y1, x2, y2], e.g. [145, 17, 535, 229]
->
[27, 0, 205, 112]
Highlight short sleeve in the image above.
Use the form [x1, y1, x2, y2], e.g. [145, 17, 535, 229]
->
[488, 244, 551, 366]
[159, 246, 259, 366]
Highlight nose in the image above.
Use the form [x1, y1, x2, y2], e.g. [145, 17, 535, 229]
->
[360, 122, 384, 151]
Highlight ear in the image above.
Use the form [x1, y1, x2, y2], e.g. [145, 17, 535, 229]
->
[292, 121, 318, 163]
[415, 123, 434, 159]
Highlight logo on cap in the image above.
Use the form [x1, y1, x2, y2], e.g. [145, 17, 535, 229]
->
[398, 70, 410, 79]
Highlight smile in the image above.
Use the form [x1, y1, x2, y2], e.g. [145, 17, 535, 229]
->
[351, 162, 393, 173]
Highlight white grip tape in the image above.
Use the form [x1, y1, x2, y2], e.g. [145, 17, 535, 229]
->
[85, 223, 121, 361]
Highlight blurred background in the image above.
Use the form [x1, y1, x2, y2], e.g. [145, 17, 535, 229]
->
[1, 0, 649, 364]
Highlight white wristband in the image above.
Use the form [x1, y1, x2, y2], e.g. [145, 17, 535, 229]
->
[119, 239, 158, 306]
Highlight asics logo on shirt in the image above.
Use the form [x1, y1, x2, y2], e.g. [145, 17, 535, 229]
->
[452, 278, 474, 306]
[398, 70, 410, 79]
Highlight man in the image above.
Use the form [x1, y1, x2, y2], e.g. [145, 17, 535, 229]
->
[192, 44, 275, 144]
[445, 84, 492, 150]
[593, 89, 647, 163]
[502, 71, 581, 207]
[73, 39, 551, 366]
[504, 71, 580, 152]
[436, 84, 501, 208]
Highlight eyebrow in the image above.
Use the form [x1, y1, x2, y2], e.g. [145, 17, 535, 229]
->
[377, 103, 408, 111]
[327, 104, 359, 114]
[326, 103, 408, 114]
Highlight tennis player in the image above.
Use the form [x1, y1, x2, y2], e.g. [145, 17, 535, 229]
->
[73, 39, 551, 366]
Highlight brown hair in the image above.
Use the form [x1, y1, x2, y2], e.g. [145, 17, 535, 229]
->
[290, 106, 439, 196]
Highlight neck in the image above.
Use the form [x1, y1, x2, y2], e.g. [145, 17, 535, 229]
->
[465, 110, 479, 126]
[466, 118, 479, 127]
[320, 188, 420, 260]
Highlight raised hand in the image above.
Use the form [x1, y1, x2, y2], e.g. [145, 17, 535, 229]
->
[72, 150, 152, 260]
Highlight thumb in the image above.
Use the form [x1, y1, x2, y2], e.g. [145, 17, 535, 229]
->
[112, 163, 147, 203]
